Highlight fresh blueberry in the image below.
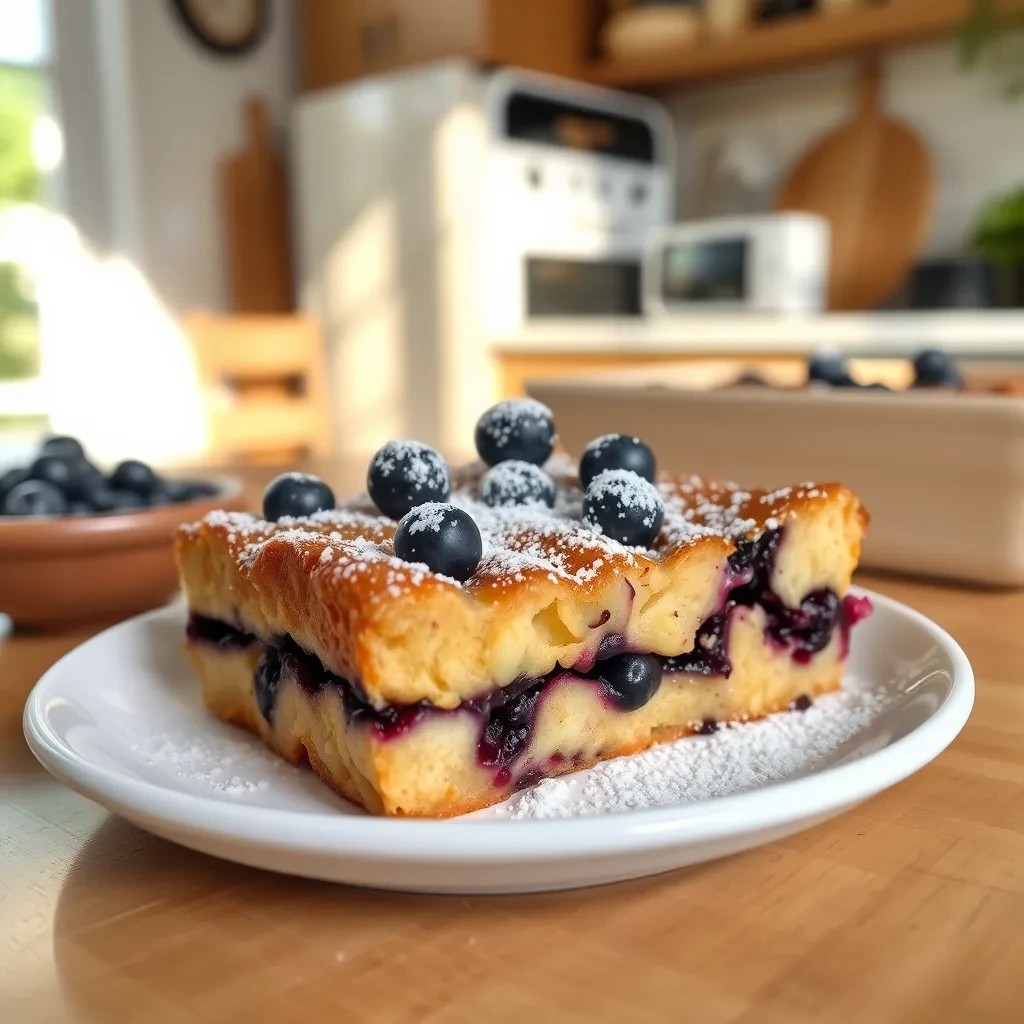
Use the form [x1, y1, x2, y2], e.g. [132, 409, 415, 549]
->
[164, 479, 219, 503]
[480, 460, 555, 508]
[367, 440, 450, 520]
[164, 481, 190, 502]
[262, 472, 335, 521]
[913, 348, 964, 389]
[582, 468, 664, 547]
[593, 652, 662, 712]
[68, 500, 95, 516]
[79, 479, 119, 512]
[109, 490, 145, 512]
[253, 646, 283, 723]
[0, 466, 30, 505]
[76, 460, 105, 490]
[3, 479, 68, 516]
[474, 398, 555, 467]
[40, 435, 85, 461]
[144, 485, 172, 507]
[28, 453, 93, 497]
[579, 434, 656, 488]
[393, 502, 482, 581]
[807, 350, 850, 387]
[110, 459, 160, 497]
[187, 481, 220, 498]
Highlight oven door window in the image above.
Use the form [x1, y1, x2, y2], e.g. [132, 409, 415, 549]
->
[527, 258, 641, 317]
[662, 239, 748, 302]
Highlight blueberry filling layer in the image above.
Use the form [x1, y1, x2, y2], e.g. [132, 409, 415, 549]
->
[668, 530, 867, 675]
[185, 614, 256, 651]
[186, 528, 869, 784]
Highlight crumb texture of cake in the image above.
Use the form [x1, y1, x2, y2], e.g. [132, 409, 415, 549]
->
[176, 473, 865, 710]
[175, 425, 869, 818]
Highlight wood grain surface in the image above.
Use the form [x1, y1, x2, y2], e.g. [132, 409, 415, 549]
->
[2, 462, 1023, 1023]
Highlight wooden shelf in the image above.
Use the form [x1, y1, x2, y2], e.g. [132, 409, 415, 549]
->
[585, 1, 977, 89]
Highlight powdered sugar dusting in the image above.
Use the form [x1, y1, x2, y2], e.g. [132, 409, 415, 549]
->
[479, 460, 555, 507]
[369, 440, 450, 491]
[131, 730, 302, 794]
[505, 676, 887, 819]
[584, 468, 662, 530]
[476, 398, 553, 451]
[188, 465, 837, 604]
[403, 502, 449, 534]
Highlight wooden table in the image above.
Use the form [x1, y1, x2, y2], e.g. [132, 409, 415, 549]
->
[3, 506, 1024, 1022]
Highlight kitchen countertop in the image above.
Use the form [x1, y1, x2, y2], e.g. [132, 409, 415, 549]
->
[2, 463, 1024, 1023]
[493, 310, 1024, 356]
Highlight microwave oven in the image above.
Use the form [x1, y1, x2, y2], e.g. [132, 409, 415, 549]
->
[642, 213, 829, 316]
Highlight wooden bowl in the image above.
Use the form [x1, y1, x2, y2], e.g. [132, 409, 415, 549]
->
[0, 477, 246, 631]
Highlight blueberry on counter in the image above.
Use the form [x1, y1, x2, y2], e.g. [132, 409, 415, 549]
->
[110, 459, 160, 497]
[393, 502, 482, 582]
[579, 434, 656, 489]
[262, 472, 335, 521]
[474, 398, 555, 467]
[582, 468, 664, 548]
[367, 440, 450, 520]
[593, 652, 662, 712]
[480, 460, 555, 508]
[807, 351, 852, 387]
[3, 480, 68, 516]
[912, 348, 964, 389]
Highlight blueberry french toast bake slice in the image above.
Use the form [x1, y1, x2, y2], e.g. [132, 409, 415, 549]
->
[176, 403, 869, 817]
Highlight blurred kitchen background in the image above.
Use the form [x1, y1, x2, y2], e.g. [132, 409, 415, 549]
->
[1, 0, 1023, 470]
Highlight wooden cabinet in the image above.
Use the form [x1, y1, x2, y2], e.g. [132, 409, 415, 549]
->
[297, 0, 594, 92]
[298, 0, 482, 91]
[298, 0, 995, 94]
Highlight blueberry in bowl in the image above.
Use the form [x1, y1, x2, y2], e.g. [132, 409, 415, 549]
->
[0, 436, 245, 629]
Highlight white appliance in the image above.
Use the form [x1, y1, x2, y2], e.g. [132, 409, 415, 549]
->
[642, 213, 829, 317]
[291, 60, 673, 461]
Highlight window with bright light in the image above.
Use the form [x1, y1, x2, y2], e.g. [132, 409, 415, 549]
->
[0, 0, 57, 436]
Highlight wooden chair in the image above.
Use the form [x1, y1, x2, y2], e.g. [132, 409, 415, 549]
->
[184, 311, 332, 465]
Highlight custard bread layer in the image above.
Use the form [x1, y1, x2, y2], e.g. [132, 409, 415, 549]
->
[188, 604, 849, 817]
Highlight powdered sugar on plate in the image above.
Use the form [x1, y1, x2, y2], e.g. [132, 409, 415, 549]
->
[131, 729, 301, 795]
[503, 675, 888, 820]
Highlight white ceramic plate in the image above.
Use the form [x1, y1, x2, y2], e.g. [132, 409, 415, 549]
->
[24, 589, 973, 894]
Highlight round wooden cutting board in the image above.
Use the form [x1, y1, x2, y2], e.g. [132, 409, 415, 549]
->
[775, 58, 934, 310]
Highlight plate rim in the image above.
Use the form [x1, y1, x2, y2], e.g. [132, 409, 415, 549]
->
[22, 587, 974, 863]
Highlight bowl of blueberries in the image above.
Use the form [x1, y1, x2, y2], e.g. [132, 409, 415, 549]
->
[0, 436, 243, 630]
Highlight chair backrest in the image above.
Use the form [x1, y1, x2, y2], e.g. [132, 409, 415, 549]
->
[184, 311, 332, 464]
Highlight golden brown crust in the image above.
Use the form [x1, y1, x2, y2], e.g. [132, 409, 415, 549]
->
[176, 470, 866, 710]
